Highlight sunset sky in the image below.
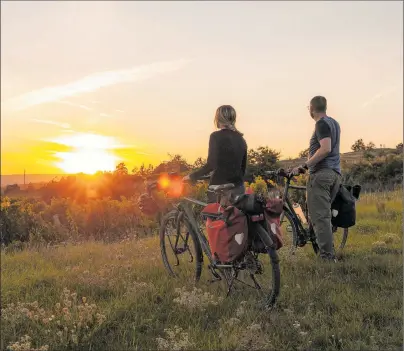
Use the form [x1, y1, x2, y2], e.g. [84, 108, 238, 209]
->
[1, 1, 402, 175]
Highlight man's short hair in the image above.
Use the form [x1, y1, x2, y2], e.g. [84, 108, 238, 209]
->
[310, 96, 327, 113]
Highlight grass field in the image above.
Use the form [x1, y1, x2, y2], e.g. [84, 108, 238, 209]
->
[1, 191, 402, 351]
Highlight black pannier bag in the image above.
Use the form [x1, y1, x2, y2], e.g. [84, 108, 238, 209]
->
[331, 184, 361, 228]
[232, 193, 284, 252]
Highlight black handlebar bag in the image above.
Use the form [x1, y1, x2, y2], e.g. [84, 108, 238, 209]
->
[331, 185, 360, 228]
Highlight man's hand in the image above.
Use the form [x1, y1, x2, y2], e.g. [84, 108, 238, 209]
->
[182, 175, 190, 182]
[291, 164, 307, 176]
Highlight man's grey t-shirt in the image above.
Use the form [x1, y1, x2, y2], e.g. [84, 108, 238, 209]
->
[308, 116, 341, 174]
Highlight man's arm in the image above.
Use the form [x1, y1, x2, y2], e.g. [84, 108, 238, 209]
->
[306, 138, 331, 168]
[293, 120, 331, 174]
[305, 120, 331, 169]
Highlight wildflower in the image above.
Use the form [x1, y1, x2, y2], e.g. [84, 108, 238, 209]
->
[236, 305, 245, 317]
[372, 241, 389, 254]
[293, 321, 301, 328]
[156, 326, 194, 350]
[62, 308, 69, 314]
[173, 287, 223, 311]
[55, 303, 61, 309]
[383, 233, 400, 244]
[225, 317, 241, 327]
[82, 297, 87, 303]
[248, 323, 261, 331]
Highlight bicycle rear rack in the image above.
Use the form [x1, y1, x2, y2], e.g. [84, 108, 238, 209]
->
[208, 260, 264, 297]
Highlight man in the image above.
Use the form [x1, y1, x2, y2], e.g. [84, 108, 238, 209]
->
[292, 96, 341, 261]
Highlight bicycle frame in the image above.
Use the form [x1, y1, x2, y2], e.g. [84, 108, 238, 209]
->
[180, 197, 214, 263]
[147, 173, 273, 271]
[180, 196, 239, 269]
[279, 179, 309, 237]
[153, 174, 281, 302]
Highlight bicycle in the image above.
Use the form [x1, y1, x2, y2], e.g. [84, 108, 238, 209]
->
[146, 173, 281, 307]
[263, 168, 349, 256]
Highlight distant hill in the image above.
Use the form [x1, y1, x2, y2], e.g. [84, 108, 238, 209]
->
[1, 174, 65, 187]
[279, 148, 396, 169]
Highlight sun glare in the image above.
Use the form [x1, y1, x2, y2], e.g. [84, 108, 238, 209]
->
[52, 133, 119, 174]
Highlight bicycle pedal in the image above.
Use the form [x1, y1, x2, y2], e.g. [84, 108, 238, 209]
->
[297, 238, 306, 247]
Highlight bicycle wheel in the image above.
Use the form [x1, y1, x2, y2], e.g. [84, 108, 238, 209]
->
[279, 208, 298, 255]
[252, 222, 281, 307]
[160, 210, 203, 282]
[333, 226, 349, 250]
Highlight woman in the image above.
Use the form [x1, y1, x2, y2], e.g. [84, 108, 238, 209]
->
[183, 105, 247, 203]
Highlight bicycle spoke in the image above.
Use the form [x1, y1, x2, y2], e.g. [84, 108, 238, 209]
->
[226, 270, 238, 297]
[179, 231, 194, 263]
[232, 275, 261, 290]
[166, 234, 180, 266]
[250, 274, 262, 290]
[160, 211, 202, 282]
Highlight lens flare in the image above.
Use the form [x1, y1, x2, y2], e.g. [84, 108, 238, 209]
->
[157, 173, 184, 198]
[168, 177, 184, 198]
[158, 174, 170, 190]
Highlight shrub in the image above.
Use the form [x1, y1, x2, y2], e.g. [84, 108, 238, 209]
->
[2, 288, 107, 350]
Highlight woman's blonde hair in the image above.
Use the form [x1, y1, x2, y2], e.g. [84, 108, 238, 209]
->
[214, 105, 242, 135]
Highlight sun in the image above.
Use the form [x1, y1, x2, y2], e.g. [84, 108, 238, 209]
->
[52, 133, 119, 174]
[56, 149, 116, 174]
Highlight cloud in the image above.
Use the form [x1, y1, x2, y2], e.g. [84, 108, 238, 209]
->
[115, 109, 125, 113]
[31, 118, 71, 129]
[362, 85, 400, 108]
[2, 58, 191, 113]
[99, 113, 111, 118]
[58, 100, 93, 111]
[46, 132, 136, 151]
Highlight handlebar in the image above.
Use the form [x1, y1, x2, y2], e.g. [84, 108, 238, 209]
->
[264, 167, 306, 180]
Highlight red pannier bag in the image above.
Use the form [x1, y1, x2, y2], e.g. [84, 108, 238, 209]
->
[201, 203, 249, 263]
[264, 198, 284, 250]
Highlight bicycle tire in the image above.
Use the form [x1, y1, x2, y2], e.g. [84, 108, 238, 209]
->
[336, 227, 349, 250]
[254, 223, 281, 307]
[280, 208, 299, 255]
[160, 210, 203, 283]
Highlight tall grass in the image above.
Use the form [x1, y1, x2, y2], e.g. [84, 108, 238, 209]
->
[1, 191, 402, 350]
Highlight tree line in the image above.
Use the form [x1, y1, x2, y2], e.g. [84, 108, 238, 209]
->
[3, 142, 402, 202]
